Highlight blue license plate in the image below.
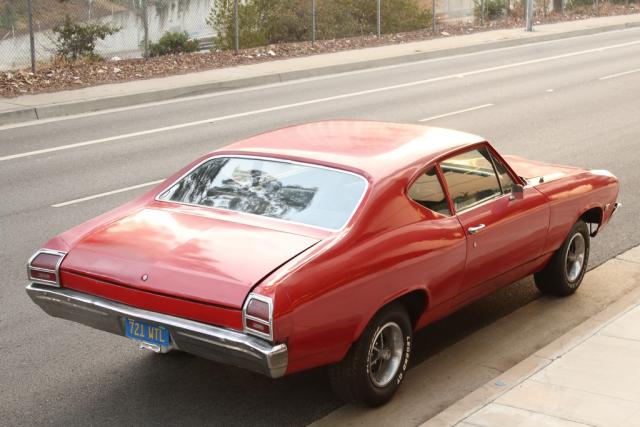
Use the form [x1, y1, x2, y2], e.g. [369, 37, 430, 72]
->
[124, 318, 170, 346]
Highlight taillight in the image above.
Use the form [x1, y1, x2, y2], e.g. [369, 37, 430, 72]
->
[27, 249, 67, 287]
[243, 294, 273, 341]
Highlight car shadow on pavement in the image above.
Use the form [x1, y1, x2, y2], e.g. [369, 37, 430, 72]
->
[51, 347, 342, 426]
[412, 277, 539, 366]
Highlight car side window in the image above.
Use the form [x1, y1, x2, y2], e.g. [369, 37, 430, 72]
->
[490, 152, 517, 194]
[440, 147, 502, 212]
[408, 167, 451, 216]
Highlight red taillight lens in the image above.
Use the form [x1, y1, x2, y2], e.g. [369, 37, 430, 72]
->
[246, 319, 270, 335]
[243, 294, 273, 341]
[31, 252, 62, 270]
[30, 270, 57, 282]
[28, 249, 66, 287]
[246, 298, 270, 321]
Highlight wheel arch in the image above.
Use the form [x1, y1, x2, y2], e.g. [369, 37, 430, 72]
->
[351, 288, 429, 343]
[579, 205, 604, 237]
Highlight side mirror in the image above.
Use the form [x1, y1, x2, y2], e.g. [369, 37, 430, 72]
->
[510, 184, 524, 201]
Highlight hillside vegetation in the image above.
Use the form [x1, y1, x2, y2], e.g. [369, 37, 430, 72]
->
[208, 0, 433, 50]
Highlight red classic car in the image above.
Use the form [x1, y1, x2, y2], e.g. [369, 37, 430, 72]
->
[27, 121, 620, 406]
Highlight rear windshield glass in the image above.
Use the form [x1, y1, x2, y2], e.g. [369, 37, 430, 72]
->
[158, 157, 368, 230]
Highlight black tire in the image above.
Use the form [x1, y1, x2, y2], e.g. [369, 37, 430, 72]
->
[328, 303, 412, 407]
[534, 220, 590, 296]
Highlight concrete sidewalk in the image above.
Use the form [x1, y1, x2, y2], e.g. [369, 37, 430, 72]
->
[425, 246, 640, 427]
[1, 13, 640, 125]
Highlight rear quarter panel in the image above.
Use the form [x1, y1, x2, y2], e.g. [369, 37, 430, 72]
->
[264, 178, 467, 374]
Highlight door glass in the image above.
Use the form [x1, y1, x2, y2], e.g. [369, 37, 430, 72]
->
[440, 147, 501, 212]
[408, 167, 451, 216]
[490, 152, 517, 194]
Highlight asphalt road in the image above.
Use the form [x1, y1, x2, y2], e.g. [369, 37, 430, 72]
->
[2, 27, 640, 426]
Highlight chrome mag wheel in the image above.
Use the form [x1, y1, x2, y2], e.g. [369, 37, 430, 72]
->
[368, 322, 404, 388]
[566, 232, 586, 283]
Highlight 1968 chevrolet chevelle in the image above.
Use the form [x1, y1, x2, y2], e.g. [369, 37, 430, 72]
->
[27, 121, 620, 406]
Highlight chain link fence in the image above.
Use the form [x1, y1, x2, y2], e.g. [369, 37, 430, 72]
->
[1, 0, 636, 71]
[0, 0, 214, 70]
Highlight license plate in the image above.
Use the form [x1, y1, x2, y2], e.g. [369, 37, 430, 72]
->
[124, 318, 170, 347]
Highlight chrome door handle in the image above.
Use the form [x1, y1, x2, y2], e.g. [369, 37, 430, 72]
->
[468, 224, 486, 234]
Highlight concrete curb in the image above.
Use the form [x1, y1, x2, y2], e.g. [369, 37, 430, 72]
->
[2, 20, 640, 126]
[422, 246, 640, 427]
[0, 107, 38, 125]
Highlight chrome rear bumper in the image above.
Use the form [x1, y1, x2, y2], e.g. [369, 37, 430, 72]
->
[26, 283, 288, 378]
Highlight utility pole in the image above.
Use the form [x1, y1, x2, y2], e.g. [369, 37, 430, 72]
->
[376, 0, 381, 37]
[27, 0, 35, 73]
[525, 0, 533, 31]
[141, 0, 149, 58]
[480, 0, 485, 26]
[234, 0, 239, 53]
[312, 0, 316, 43]
[432, 0, 436, 33]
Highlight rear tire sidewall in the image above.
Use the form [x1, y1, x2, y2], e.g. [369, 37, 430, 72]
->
[359, 305, 412, 406]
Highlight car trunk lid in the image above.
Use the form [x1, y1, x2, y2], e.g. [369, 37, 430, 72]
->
[61, 207, 319, 309]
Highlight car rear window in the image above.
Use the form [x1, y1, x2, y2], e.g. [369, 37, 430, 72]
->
[158, 157, 368, 230]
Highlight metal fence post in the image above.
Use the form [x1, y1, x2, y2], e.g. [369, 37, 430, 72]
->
[27, 0, 35, 73]
[234, 0, 239, 53]
[312, 0, 316, 43]
[525, 0, 533, 31]
[432, 0, 436, 33]
[480, 0, 485, 25]
[376, 0, 381, 37]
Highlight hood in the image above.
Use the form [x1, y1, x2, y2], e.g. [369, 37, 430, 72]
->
[61, 208, 319, 309]
[503, 155, 584, 185]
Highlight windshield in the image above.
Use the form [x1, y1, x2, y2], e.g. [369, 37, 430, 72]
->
[158, 157, 368, 230]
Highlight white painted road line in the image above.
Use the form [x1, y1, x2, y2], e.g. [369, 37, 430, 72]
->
[418, 103, 494, 122]
[3, 39, 640, 163]
[51, 179, 164, 207]
[598, 68, 640, 80]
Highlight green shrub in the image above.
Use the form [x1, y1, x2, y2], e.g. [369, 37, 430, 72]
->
[53, 15, 119, 60]
[474, 0, 508, 20]
[377, 0, 433, 35]
[207, 0, 432, 50]
[147, 31, 199, 57]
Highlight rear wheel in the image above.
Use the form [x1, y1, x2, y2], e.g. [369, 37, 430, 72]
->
[328, 303, 412, 407]
[534, 220, 590, 296]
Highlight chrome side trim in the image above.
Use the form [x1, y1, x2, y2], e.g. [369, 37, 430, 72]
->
[26, 283, 288, 378]
[153, 154, 370, 232]
[27, 249, 67, 288]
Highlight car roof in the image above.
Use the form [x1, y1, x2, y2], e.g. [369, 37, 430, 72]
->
[216, 120, 485, 181]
